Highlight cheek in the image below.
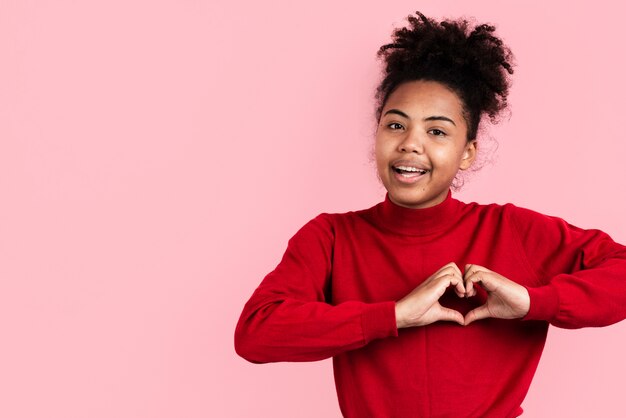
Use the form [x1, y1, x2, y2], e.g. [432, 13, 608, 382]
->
[430, 146, 464, 168]
[373, 137, 386, 167]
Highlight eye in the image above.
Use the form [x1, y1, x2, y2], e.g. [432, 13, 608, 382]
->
[387, 122, 404, 130]
[428, 128, 447, 137]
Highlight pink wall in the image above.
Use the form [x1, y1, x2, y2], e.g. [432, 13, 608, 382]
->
[2, 1, 625, 417]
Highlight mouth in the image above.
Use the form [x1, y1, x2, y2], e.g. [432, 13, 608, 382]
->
[391, 164, 430, 184]
[393, 165, 429, 175]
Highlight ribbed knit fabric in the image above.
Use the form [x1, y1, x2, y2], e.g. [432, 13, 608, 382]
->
[235, 190, 626, 417]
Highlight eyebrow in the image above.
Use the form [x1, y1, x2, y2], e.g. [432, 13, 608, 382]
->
[383, 109, 410, 119]
[383, 109, 457, 126]
[424, 115, 457, 126]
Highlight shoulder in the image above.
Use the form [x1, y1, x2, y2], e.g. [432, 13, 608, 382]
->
[477, 200, 616, 252]
[291, 200, 386, 242]
[498, 201, 589, 236]
[452, 198, 590, 247]
[459, 198, 571, 229]
[317, 200, 384, 228]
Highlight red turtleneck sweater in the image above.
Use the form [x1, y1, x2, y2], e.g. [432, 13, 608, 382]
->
[235, 191, 626, 417]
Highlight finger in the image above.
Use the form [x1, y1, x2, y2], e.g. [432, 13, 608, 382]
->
[464, 268, 481, 297]
[464, 263, 490, 284]
[465, 263, 491, 274]
[466, 270, 500, 294]
[453, 281, 466, 299]
[463, 264, 475, 297]
[467, 267, 500, 292]
[465, 274, 474, 297]
[447, 270, 466, 297]
[435, 304, 465, 326]
[464, 263, 472, 274]
[439, 271, 466, 298]
[464, 304, 492, 326]
[464, 263, 479, 279]
[432, 272, 464, 298]
[451, 264, 466, 297]
[435, 262, 462, 279]
[449, 262, 463, 277]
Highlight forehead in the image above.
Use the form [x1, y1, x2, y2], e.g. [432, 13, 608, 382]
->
[383, 80, 465, 119]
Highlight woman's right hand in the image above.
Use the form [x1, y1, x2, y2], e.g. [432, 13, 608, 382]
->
[395, 262, 466, 328]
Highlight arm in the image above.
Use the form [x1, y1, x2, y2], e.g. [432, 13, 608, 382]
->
[507, 205, 626, 328]
[234, 214, 397, 364]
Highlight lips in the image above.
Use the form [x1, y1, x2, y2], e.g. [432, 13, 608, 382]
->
[390, 161, 430, 184]
[391, 159, 430, 179]
[393, 165, 428, 175]
[391, 159, 430, 171]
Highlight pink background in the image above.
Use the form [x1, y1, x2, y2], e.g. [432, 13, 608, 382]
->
[2, 1, 626, 417]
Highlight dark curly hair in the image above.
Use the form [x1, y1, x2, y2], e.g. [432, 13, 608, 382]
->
[375, 11, 514, 141]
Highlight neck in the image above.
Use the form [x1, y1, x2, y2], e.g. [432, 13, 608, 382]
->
[375, 189, 461, 236]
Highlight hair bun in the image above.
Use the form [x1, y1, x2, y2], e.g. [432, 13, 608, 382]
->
[375, 11, 515, 140]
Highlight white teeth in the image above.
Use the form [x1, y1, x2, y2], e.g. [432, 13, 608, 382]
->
[396, 166, 427, 173]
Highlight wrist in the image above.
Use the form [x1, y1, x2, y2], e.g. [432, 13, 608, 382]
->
[520, 286, 530, 318]
[394, 302, 406, 329]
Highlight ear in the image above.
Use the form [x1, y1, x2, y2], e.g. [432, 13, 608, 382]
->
[459, 140, 477, 170]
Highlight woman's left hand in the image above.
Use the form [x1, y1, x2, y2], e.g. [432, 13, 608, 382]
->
[463, 264, 531, 326]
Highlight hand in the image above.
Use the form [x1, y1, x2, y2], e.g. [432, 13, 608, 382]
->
[395, 262, 466, 328]
[463, 264, 530, 325]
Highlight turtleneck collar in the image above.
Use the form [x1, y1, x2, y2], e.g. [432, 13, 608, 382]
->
[373, 189, 463, 236]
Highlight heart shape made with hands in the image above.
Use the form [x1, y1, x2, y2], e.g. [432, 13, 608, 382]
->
[394, 263, 531, 328]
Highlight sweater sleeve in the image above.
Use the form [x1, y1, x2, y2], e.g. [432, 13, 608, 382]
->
[234, 214, 398, 363]
[506, 205, 626, 328]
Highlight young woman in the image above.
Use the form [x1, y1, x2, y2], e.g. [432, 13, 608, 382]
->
[234, 11, 626, 417]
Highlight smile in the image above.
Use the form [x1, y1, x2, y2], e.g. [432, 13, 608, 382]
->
[392, 165, 429, 184]
[393, 165, 428, 175]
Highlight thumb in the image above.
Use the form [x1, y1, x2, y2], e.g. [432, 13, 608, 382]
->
[464, 304, 492, 326]
[435, 304, 465, 326]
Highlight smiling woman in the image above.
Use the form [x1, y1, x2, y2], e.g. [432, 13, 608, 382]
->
[234, 10, 626, 418]
[375, 80, 476, 209]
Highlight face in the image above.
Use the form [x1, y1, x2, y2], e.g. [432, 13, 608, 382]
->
[375, 80, 477, 209]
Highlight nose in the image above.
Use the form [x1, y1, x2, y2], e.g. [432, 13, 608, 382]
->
[397, 130, 425, 154]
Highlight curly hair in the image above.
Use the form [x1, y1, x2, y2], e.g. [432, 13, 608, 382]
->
[375, 11, 514, 141]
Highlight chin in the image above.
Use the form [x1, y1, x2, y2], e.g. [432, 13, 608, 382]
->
[388, 188, 446, 209]
[389, 192, 428, 209]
